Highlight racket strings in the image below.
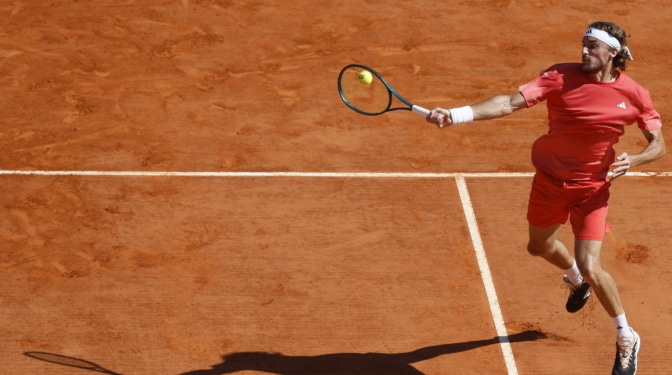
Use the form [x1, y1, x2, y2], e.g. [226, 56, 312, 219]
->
[339, 67, 390, 115]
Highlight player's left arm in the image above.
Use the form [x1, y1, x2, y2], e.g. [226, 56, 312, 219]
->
[610, 128, 666, 180]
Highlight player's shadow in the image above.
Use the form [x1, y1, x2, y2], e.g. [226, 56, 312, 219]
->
[178, 330, 546, 375]
[23, 351, 122, 375]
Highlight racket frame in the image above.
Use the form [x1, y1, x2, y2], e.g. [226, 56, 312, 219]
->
[338, 64, 429, 117]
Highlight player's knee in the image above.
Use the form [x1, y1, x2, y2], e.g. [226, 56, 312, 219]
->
[576, 256, 609, 285]
[577, 264, 600, 285]
[527, 242, 550, 257]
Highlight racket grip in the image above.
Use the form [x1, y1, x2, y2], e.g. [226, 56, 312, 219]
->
[411, 105, 430, 116]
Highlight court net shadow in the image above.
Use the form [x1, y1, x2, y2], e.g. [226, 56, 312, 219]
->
[178, 330, 546, 375]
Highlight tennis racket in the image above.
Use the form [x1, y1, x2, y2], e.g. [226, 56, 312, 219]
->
[338, 64, 430, 117]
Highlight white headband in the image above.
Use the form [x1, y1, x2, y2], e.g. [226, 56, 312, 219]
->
[584, 27, 634, 60]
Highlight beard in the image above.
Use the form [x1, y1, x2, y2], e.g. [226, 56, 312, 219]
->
[581, 58, 601, 73]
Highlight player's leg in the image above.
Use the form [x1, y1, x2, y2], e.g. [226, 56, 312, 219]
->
[526, 171, 575, 269]
[569, 184, 639, 374]
[575, 239, 639, 374]
[573, 239, 623, 316]
[527, 223, 574, 269]
[527, 223, 590, 312]
[526, 171, 590, 311]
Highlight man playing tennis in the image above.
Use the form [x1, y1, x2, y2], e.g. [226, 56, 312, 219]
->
[426, 21, 665, 375]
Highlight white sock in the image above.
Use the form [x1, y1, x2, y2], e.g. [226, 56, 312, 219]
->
[613, 313, 633, 338]
[563, 260, 583, 286]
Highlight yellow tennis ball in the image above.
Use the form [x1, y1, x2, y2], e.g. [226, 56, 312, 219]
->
[358, 70, 373, 85]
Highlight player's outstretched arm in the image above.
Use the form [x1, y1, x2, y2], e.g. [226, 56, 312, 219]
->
[426, 92, 527, 128]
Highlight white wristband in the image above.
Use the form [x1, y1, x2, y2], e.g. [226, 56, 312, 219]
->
[449, 106, 474, 124]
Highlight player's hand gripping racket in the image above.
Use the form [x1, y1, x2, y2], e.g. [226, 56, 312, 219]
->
[338, 64, 430, 117]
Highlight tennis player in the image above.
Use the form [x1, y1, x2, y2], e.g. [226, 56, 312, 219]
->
[426, 21, 665, 375]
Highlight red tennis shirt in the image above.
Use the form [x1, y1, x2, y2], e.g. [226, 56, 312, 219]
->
[519, 63, 662, 181]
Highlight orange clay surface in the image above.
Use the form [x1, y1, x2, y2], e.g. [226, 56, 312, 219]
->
[2, 1, 672, 374]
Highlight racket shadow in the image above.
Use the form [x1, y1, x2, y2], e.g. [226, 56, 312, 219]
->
[178, 330, 547, 375]
[23, 351, 122, 375]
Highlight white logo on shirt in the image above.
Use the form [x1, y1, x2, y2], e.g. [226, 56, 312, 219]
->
[617, 102, 627, 109]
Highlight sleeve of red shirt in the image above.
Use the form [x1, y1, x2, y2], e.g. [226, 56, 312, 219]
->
[518, 65, 561, 107]
[636, 89, 663, 131]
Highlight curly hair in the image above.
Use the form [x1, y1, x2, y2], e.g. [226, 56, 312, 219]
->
[588, 21, 631, 71]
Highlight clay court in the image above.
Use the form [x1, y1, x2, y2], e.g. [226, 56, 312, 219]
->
[2, 1, 672, 374]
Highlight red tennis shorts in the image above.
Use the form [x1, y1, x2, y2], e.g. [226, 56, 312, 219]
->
[527, 170, 611, 240]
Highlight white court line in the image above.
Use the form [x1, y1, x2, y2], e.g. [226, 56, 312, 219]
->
[455, 176, 518, 375]
[0, 170, 670, 177]
[0, 170, 533, 177]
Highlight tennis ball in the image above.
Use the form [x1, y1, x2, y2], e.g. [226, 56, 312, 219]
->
[358, 70, 373, 85]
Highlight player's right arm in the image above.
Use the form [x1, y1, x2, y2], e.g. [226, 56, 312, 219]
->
[426, 92, 527, 128]
[471, 92, 527, 119]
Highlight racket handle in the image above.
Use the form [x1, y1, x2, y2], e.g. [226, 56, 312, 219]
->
[411, 105, 430, 116]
